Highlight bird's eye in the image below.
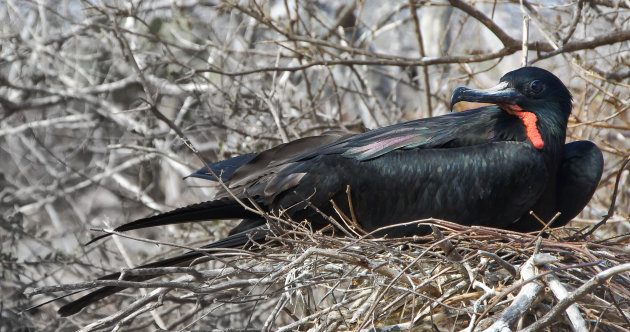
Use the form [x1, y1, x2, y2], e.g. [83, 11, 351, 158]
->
[529, 80, 544, 94]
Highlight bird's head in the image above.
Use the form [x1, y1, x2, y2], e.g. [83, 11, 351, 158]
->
[450, 67, 572, 117]
[450, 67, 572, 150]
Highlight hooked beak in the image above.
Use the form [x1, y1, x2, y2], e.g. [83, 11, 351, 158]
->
[450, 81, 522, 111]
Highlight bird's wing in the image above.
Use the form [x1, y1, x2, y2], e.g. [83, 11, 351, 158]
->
[89, 108, 502, 241]
[188, 153, 258, 182]
[193, 107, 498, 188]
[296, 108, 494, 161]
[188, 130, 355, 185]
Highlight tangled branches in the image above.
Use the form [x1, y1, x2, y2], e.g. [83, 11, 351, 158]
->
[23, 220, 630, 331]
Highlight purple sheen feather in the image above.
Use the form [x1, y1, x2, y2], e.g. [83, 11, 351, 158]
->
[344, 134, 421, 160]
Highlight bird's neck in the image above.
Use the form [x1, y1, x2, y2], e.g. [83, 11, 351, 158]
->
[532, 105, 569, 169]
[536, 105, 568, 146]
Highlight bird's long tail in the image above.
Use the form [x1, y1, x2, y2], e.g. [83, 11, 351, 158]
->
[87, 198, 259, 244]
[57, 227, 268, 316]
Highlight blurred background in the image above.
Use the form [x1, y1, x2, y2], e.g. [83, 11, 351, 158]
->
[1, 0, 629, 330]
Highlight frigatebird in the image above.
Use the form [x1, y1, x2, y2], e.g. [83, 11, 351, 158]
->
[55, 67, 603, 316]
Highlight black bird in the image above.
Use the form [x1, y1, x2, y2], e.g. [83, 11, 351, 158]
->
[55, 67, 603, 316]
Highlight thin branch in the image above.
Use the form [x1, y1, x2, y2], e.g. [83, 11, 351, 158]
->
[408, 0, 433, 116]
[521, 263, 630, 332]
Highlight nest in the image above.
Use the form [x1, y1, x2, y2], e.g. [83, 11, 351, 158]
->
[28, 218, 630, 331]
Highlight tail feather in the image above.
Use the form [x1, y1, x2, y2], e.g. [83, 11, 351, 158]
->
[87, 199, 259, 244]
[58, 227, 268, 317]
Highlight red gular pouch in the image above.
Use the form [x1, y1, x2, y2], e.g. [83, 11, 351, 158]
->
[499, 104, 544, 150]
